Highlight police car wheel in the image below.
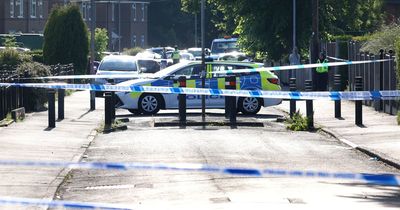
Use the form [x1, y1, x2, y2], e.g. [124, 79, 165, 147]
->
[239, 97, 261, 115]
[139, 94, 161, 115]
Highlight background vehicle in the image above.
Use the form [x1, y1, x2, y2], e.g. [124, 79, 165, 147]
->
[210, 37, 239, 60]
[187, 48, 210, 60]
[95, 55, 160, 85]
[115, 61, 281, 115]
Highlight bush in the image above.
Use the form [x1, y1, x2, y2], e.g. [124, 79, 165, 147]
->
[286, 111, 309, 131]
[26, 49, 44, 63]
[0, 48, 32, 66]
[395, 38, 400, 89]
[397, 111, 400, 125]
[122, 47, 144, 56]
[16, 62, 51, 111]
[43, 4, 89, 75]
[361, 23, 400, 54]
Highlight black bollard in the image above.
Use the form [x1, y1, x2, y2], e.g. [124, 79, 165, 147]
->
[355, 76, 363, 125]
[305, 80, 314, 129]
[48, 89, 56, 128]
[289, 78, 297, 118]
[58, 89, 65, 120]
[225, 76, 237, 127]
[111, 91, 116, 122]
[334, 74, 341, 118]
[90, 90, 96, 110]
[104, 92, 113, 130]
[178, 76, 187, 125]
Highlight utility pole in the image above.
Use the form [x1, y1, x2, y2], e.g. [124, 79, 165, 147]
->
[201, 0, 205, 123]
[311, 0, 319, 89]
[194, 13, 198, 47]
[293, 0, 296, 51]
[118, 0, 121, 52]
[90, 0, 96, 110]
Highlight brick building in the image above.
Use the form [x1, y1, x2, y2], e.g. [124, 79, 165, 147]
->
[0, 0, 149, 51]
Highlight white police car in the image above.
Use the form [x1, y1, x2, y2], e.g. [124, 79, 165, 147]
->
[115, 61, 281, 115]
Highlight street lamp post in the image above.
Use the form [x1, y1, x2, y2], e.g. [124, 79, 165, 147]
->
[201, 0, 205, 123]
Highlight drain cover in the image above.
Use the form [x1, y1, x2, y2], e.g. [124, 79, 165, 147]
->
[287, 198, 306, 204]
[209, 197, 231, 203]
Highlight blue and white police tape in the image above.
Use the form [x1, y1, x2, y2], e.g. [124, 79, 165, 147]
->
[217, 59, 390, 74]
[28, 73, 159, 80]
[28, 59, 391, 80]
[1, 82, 400, 101]
[327, 56, 350, 62]
[0, 159, 398, 186]
[0, 196, 132, 210]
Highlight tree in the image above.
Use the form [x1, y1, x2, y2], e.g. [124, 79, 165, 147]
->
[94, 28, 109, 61]
[181, 0, 384, 60]
[43, 4, 89, 74]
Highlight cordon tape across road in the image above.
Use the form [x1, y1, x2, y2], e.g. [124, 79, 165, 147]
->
[1, 82, 400, 101]
[0, 159, 398, 186]
[0, 196, 133, 210]
[22, 58, 392, 80]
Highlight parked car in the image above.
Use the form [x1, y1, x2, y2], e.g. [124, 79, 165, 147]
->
[115, 60, 281, 115]
[187, 47, 210, 60]
[94, 55, 160, 97]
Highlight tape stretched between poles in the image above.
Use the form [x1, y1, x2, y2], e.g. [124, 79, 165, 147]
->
[1, 82, 400, 101]
[27, 59, 392, 80]
[0, 160, 398, 186]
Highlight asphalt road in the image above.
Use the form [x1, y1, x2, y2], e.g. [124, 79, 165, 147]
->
[55, 107, 400, 210]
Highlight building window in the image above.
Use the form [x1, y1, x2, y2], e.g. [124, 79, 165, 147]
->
[81, 2, 87, 20]
[87, 3, 91, 21]
[30, 0, 36, 18]
[16, 0, 24, 18]
[10, 0, 14, 18]
[132, 3, 136, 21]
[38, 0, 43, 18]
[141, 3, 145, 22]
[132, 35, 136, 47]
[140, 35, 145, 48]
[111, 3, 115, 22]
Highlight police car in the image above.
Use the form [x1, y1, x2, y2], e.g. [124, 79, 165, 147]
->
[115, 61, 281, 115]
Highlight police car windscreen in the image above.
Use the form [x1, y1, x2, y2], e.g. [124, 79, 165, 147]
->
[211, 41, 239, 54]
[138, 60, 160, 73]
[98, 59, 137, 71]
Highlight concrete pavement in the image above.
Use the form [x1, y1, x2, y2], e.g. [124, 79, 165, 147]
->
[0, 90, 103, 209]
[277, 99, 400, 170]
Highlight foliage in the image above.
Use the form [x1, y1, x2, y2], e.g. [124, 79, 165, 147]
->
[122, 47, 144, 56]
[395, 37, 400, 89]
[361, 23, 400, 54]
[397, 111, 400, 125]
[286, 111, 309, 131]
[0, 48, 32, 66]
[3, 36, 17, 47]
[16, 62, 51, 111]
[94, 28, 108, 61]
[43, 4, 89, 75]
[180, 0, 383, 60]
[26, 49, 44, 63]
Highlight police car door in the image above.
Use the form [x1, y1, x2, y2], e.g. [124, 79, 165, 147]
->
[166, 64, 203, 108]
[206, 64, 235, 108]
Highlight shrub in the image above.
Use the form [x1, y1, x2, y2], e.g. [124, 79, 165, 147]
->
[361, 23, 400, 54]
[397, 111, 400, 125]
[0, 48, 32, 66]
[27, 49, 44, 63]
[123, 47, 144, 56]
[16, 62, 51, 111]
[286, 111, 309, 131]
[395, 38, 400, 89]
[43, 4, 89, 75]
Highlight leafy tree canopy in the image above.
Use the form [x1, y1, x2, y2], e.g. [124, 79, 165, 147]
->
[180, 0, 384, 60]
